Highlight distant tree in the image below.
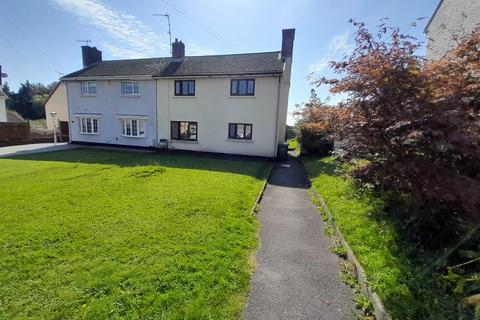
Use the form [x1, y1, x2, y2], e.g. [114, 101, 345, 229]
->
[5, 80, 58, 119]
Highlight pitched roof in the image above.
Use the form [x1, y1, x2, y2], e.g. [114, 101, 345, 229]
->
[62, 51, 284, 79]
[6, 110, 26, 123]
[0, 89, 8, 98]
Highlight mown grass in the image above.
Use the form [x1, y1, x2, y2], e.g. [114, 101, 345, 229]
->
[303, 156, 464, 320]
[0, 148, 272, 319]
[287, 139, 301, 156]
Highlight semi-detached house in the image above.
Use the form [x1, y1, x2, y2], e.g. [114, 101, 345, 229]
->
[61, 29, 295, 158]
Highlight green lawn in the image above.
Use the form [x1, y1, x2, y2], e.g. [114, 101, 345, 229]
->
[0, 148, 271, 319]
[303, 156, 466, 320]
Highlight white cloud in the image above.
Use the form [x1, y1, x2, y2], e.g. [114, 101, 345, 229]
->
[308, 30, 353, 75]
[52, 0, 169, 58]
[328, 30, 352, 55]
[308, 57, 330, 73]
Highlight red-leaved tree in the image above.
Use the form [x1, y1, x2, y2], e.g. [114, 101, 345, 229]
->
[317, 20, 480, 224]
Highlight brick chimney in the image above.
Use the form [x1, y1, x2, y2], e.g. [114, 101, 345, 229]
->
[81, 46, 102, 68]
[172, 38, 185, 60]
[281, 29, 295, 60]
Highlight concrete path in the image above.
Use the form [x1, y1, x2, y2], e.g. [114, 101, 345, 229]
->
[244, 156, 354, 320]
[0, 143, 77, 158]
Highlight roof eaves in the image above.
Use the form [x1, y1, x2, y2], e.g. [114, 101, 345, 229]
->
[42, 82, 61, 108]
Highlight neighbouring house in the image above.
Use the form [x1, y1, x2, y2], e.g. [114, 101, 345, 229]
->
[61, 29, 295, 158]
[0, 89, 7, 122]
[425, 0, 480, 60]
[43, 82, 68, 130]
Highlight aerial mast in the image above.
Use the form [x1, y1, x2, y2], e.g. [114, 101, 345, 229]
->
[153, 13, 172, 54]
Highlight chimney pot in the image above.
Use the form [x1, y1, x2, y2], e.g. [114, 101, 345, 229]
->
[81, 45, 102, 68]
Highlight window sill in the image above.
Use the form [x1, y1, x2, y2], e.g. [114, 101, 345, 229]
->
[122, 135, 146, 138]
[170, 139, 199, 144]
[171, 96, 196, 98]
[79, 132, 99, 135]
[81, 94, 97, 97]
[228, 96, 255, 99]
[227, 139, 254, 143]
[121, 95, 141, 98]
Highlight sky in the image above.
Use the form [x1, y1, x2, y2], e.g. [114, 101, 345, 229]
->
[0, 0, 439, 124]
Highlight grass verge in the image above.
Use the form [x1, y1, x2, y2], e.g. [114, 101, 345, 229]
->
[0, 148, 272, 319]
[303, 156, 471, 320]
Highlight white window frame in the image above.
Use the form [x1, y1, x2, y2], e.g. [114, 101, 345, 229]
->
[81, 82, 97, 96]
[79, 117, 99, 135]
[121, 81, 139, 96]
[121, 118, 146, 138]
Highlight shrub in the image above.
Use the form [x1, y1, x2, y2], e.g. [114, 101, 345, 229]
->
[295, 89, 336, 155]
[315, 20, 480, 233]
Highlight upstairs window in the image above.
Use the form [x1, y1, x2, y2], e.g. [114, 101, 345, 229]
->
[228, 123, 252, 140]
[121, 81, 139, 95]
[121, 118, 145, 137]
[174, 80, 195, 96]
[81, 82, 97, 95]
[79, 117, 99, 134]
[231, 79, 255, 96]
[171, 121, 197, 141]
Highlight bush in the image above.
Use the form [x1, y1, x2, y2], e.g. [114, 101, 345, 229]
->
[295, 89, 336, 155]
[315, 20, 480, 234]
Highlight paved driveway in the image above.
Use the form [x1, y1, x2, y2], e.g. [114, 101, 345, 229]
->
[244, 156, 354, 320]
[0, 143, 77, 158]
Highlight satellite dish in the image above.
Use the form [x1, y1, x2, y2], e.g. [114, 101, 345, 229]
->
[1, 73, 7, 78]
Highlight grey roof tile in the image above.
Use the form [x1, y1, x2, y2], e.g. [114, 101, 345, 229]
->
[63, 51, 283, 79]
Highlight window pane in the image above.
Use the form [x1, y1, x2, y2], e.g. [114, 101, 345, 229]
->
[182, 82, 188, 95]
[81, 118, 86, 132]
[228, 123, 236, 138]
[139, 120, 145, 135]
[122, 120, 126, 135]
[239, 80, 247, 95]
[86, 118, 92, 133]
[93, 119, 98, 133]
[188, 123, 197, 140]
[122, 82, 132, 95]
[231, 80, 238, 95]
[82, 83, 87, 94]
[133, 82, 139, 94]
[170, 122, 178, 139]
[175, 81, 181, 95]
[132, 120, 138, 136]
[188, 81, 195, 95]
[236, 124, 245, 138]
[126, 120, 131, 135]
[88, 82, 96, 95]
[247, 80, 255, 95]
[245, 125, 252, 139]
[179, 122, 189, 139]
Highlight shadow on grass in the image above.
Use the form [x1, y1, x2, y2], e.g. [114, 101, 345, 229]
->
[6, 147, 273, 180]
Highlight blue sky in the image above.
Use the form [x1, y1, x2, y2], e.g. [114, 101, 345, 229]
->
[0, 0, 439, 123]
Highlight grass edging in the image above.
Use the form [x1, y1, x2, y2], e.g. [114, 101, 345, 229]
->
[311, 190, 392, 320]
[250, 164, 273, 215]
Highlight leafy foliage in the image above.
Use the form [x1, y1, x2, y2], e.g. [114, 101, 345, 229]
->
[295, 89, 335, 155]
[312, 20, 480, 231]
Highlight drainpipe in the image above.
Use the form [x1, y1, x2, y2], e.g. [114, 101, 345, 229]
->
[274, 74, 282, 158]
